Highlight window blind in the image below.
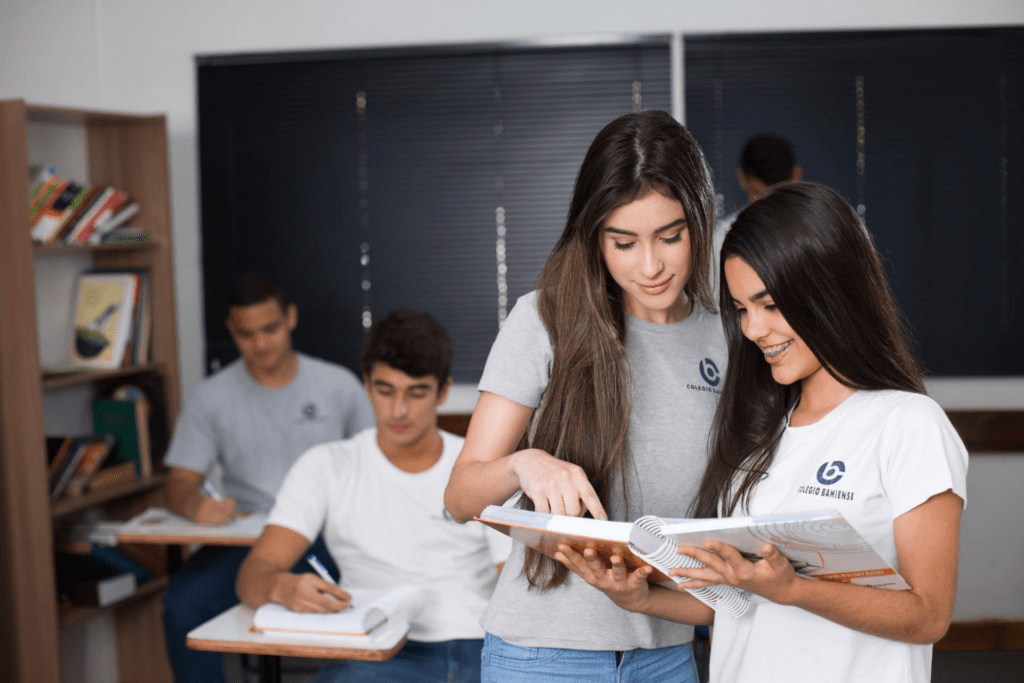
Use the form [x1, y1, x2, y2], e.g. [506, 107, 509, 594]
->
[685, 28, 1023, 376]
[197, 39, 671, 381]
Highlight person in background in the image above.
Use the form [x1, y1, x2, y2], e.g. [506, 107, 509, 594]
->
[711, 133, 802, 291]
[237, 309, 510, 683]
[161, 272, 374, 683]
[444, 110, 725, 682]
[735, 133, 802, 205]
[559, 182, 967, 683]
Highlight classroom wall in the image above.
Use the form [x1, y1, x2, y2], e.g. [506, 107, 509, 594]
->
[1, 0, 1021, 667]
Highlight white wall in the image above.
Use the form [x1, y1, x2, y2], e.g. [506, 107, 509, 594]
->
[1, 3, 1021, 675]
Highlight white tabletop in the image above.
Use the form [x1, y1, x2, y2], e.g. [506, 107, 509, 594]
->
[117, 507, 266, 546]
[187, 603, 407, 661]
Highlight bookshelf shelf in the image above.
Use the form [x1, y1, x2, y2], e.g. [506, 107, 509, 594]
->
[51, 473, 168, 519]
[0, 98, 180, 683]
[42, 361, 168, 390]
[58, 575, 170, 629]
[34, 240, 159, 254]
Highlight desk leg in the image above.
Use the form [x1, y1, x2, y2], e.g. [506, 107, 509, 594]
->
[167, 543, 183, 574]
[259, 655, 281, 683]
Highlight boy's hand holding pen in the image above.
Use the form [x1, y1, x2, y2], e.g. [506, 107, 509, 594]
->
[300, 554, 351, 611]
[193, 480, 236, 525]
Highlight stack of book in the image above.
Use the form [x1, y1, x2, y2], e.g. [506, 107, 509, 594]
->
[28, 166, 146, 245]
[47, 433, 123, 501]
[67, 270, 152, 370]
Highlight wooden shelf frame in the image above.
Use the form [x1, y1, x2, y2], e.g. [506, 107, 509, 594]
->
[0, 98, 180, 683]
[42, 361, 168, 390]
[58, 575, 170, 629]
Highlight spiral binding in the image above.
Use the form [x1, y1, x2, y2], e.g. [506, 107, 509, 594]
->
[630, 516, 752, 618]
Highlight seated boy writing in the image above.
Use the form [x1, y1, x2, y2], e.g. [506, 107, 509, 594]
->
[236, 309, 509, 683]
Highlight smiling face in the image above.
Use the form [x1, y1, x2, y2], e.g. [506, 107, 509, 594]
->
[365, 362, 450, 456]
[724, 255, 832, 390]
[599, 190, 693, 324]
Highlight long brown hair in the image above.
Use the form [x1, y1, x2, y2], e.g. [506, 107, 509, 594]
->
[693, 182, 924, 519]
[521, 110, 716, 589]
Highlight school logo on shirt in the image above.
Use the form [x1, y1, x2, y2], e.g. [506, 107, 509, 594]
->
[699, 358, 721, 387]
[302, 402, 319, 420]
[797, 461, 855, 501]
[817, 461, 845, 485]
[687, 358, 723, 395]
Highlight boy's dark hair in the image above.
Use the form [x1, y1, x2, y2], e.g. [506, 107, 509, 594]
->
[360, 310, 452, 386]
[226, 273, 288, 312]
[740, 134, 796, 186]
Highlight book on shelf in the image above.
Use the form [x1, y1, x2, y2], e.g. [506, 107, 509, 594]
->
[46, 436, 78, 490]
[63, 186, 129, 244]
[116, 271, 150, 365]
[28, 174, 68, 225]
[52, 186, 104, 242]
[93, 398, 152, 478]
[28, 164, 55, 203]
[67, 271, 140, 370]
[85, 460, 139, 493]
[30, 180, 91, 243]
[49, 434, 116, 501]
[100, 225, 151, 244]
[54, 546, 153, 608]
[476, 505, 910, 618]
[251, 584, 423, 648]
[61, 432, 118, 497]
[87, 202, 140, 244]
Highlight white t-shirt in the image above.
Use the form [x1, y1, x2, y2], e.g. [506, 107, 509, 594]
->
[710, 390, 969, 683]
[268, 428, 510, 642]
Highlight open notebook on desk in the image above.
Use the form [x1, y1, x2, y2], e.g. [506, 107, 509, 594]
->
[187, 603, 407, 663]
[251, 584, 423, 649]
[117, 507, 267, 546]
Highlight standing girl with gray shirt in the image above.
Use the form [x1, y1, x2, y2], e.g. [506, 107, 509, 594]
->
[444, 110, 725, 682]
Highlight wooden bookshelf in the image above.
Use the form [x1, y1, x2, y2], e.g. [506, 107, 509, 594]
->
[0, 99, 179, 683]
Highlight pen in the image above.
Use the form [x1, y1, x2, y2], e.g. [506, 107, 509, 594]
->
[202, 480, 224, 502]
[306, 554, 337, 586]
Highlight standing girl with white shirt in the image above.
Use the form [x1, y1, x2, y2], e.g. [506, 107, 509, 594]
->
[558, 181, 968, 683]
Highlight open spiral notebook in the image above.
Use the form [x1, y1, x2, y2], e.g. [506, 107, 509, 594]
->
[476, 505, 909, 618]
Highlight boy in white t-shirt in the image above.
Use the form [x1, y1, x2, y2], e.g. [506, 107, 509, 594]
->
[236, 310, 509, 683]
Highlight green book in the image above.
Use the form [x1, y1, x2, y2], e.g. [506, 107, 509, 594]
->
[92, 399, 151, 477]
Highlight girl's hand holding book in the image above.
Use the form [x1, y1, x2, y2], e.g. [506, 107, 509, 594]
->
[555, 544, 652, 613]
[673, 540, 799, 604]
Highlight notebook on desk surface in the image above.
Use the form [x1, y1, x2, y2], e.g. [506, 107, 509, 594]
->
[251, 584, 423, 648]
[116, 507, 267, 544]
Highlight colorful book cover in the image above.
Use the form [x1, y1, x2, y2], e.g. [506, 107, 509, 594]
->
[68, 272, 139, 369]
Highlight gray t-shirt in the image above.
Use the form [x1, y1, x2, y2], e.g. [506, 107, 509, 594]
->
[477, 291, 727, 650]
[165, 352, 375, 514]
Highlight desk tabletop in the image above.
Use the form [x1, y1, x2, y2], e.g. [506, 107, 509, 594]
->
[187, 604, 406, 661]
[116, 507, 266, 546]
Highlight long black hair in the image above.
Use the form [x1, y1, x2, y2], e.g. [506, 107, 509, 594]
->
[694, 182, 924, 518]
[523, 110, 716, 588]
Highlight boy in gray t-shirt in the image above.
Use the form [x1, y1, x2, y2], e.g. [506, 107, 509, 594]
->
[161, 274, 373, 683]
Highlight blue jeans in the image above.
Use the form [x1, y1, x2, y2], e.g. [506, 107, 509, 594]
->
[481, 634, 697, 683]
[311, 639, 483, 682]
[161, 536, 338, 683]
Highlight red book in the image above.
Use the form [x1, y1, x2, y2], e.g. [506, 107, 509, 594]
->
[65, 188, 128, 244]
